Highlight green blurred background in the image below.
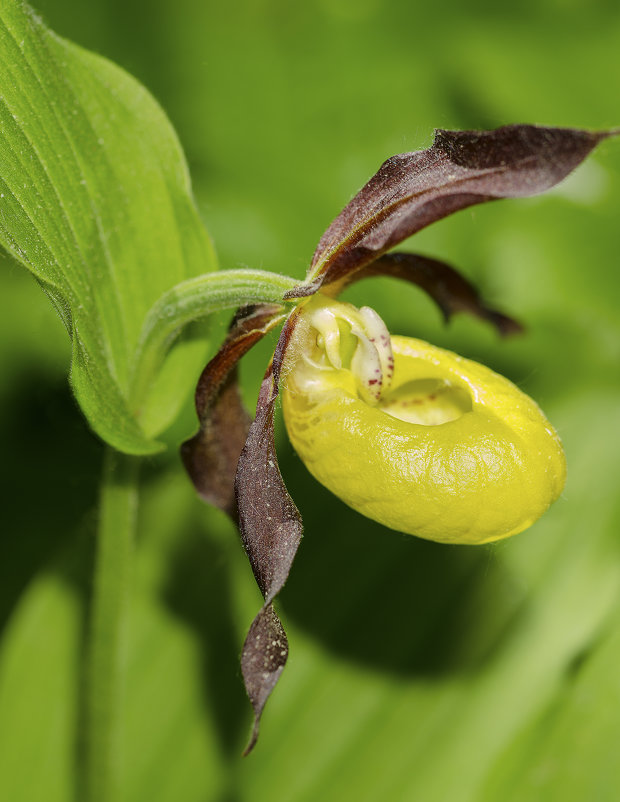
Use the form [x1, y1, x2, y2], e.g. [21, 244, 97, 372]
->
[1, 1, 620, 800]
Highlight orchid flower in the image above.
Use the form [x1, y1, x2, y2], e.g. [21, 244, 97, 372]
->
[181, 124, 614, 754]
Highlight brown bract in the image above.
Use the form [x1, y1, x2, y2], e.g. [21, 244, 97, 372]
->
[181, 124, 617, 754]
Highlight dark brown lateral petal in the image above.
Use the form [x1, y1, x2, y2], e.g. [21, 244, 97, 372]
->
[234, 314, 303, 753]
[181, 304, 286, 518]
[345, 251, 523, 337]
[291, 125, 615, 293]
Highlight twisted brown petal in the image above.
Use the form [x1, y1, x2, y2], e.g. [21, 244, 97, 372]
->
[234, 314, 303, 753]
[286, 125, 615, 295]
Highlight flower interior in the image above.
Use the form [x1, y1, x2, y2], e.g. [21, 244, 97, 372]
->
[293, 294, 474, 426]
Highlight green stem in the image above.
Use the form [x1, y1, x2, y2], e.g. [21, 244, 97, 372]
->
[129, 268, 300, 410]
[86, 447, 139, 802]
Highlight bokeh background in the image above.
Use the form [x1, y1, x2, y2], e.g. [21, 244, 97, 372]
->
[1, 1, 620, 800]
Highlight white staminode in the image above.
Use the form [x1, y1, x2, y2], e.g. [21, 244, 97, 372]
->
[309, 306, 343, 369]
[300, 298, 395, 405]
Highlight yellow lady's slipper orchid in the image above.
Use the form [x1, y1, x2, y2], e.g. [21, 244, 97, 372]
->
[282, 295, 566, 544]
[182, 124, 613, 753]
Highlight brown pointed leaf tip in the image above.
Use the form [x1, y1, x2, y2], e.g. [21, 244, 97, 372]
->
[286, 124, 615, 295]
[234, 314, 303, 753]
[181, 304, 285, 518]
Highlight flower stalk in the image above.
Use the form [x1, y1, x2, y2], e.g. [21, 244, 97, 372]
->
[85, 447, 139, 802]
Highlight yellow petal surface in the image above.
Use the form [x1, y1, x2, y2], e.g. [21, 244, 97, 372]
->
[282, 334, 566, 544]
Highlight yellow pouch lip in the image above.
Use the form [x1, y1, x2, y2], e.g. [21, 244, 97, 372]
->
[283, 334, 566, 545]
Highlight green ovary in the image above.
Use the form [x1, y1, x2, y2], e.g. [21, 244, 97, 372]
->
[282, 300, 566, 544]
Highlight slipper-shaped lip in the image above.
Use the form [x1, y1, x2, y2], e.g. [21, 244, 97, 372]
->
[283, 331, 566, 545]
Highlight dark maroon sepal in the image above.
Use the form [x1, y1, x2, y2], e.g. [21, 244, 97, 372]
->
[234, 315, 303, 753]
[353, 252, 523, 336]
[181, 304, 286, 518]
[295, 124, 615, 293]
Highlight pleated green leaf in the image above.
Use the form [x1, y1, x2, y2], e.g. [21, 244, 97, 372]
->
[0, 0, 216, 453]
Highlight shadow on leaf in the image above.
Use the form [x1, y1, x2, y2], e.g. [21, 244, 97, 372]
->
[0, 373, 101, 633]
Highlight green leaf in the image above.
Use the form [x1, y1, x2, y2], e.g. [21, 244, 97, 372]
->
[0, 0, 217, 453]
[0, 571, 82, 802]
